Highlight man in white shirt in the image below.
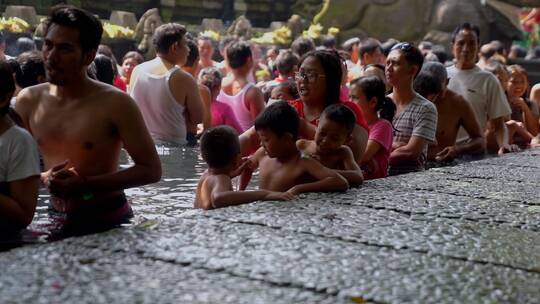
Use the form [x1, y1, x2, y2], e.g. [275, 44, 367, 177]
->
[446, 23, 512, 155]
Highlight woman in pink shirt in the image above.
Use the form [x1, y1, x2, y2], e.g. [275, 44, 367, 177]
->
[199, 67, 243, 134]
[350, 76, 395, 179]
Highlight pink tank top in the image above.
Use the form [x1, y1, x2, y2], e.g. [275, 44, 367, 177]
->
[216, 83, 254, 132]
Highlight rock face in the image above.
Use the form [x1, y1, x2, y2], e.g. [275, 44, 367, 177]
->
[3, 5, 39, 26]
[315, 0, 524, 48]
[109, 10, 138, 29]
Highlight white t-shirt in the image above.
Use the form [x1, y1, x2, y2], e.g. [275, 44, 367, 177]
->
[447, 65, 511, 142]
[0, 125, 40, 183]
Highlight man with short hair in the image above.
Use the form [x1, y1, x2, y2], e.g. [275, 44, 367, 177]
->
[15, 6, 162, 231]
[414, 62, 485, 162]
[359, 38, 384, 70]
[265, 50, 299, 88]
[386, 43, 438, 175]
[446, 23, 512, 155]
[130, 23, 203, 146]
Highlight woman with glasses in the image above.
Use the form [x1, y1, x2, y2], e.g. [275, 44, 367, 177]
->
[240, 50, 369, 164]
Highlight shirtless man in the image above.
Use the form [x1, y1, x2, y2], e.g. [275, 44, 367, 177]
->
[414, 62, 485, 162]
[130, 23, 203, 146]
[15, 6, 161, 229]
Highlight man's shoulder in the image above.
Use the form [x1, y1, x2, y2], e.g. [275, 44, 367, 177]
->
[413, 94, 437, 111]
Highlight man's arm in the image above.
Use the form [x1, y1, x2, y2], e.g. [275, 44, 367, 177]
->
[389, 136, 429, 165]
[245, 86, 265, 121]
[288, 158, 349, 194]
[0, 176, 39, 229]
[198, 84, 212, 131]
[361, 140, 383, 165]
[437, 99, 485, 161]
[171, 72, 204, 125]
[334, 145, 363, 185]
[486, 116, 509, 155]
[14, 87, 36, 131]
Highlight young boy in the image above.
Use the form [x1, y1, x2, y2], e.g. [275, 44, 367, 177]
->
[242, 101, 349, 194]
[195, 126, 294, 210]
[296, 104, 364, 185]
[0, 62, 40, 231]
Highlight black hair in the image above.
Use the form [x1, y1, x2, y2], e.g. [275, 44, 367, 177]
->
[359, 38, 382, 58]
[418, 41, 433, 51]
[198, 66, 222, 93]
[420, 61, 447, 87]
[45, 5, 103, 54]
[491, 40, 506, 55]
[15, 37, 36, 56]
[351, 76, 396, 122]
[321, 35, 337, 49]
[275, 50, 299, 76]
[16, 51, 45, 88]
[93, 54, 114, 85]
[272, 80, 299, 100]
[414, 72, 443, 100]
[322, 103, 356, 133]
[381, 38, 399, 57]
[391, 42, 424, 77]
[299, 49, 342, 107]
[200, 126, 240, 169]
[184, 39, 199, 68]
[451, 22, 480, 44]
[431, 45, 448, 64]
[153, 23, 187, 54]
[291, 37, 315, 58]
[0, 61, 15, 115]
[254, 101, 299, 139]
[226, 41, 251, 69]
[123, 51, 144, 64]
[510, 45, 527, 59]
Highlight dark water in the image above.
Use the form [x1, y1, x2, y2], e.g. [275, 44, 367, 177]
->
[1, 146, 209, 250]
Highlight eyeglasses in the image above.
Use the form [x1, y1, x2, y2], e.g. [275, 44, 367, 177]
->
[294, 71, 325, 83]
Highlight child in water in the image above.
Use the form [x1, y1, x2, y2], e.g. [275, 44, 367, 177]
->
[296, 104, 364, 185]
[241, 101, 349, 194]
[195, 126, 294, 210]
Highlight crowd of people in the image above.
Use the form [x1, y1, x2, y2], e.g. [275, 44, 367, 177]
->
[1, 6, 539, 235]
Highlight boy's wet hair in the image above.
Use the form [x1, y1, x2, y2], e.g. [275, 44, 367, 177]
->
[254, 101, 299, 139]
[421, 61, 447, 87]
[291, 37, 315, 58]
[227, 41, 252, 69]
[198, 67, 222, 93]
[200, 126, 240, 169]
[0, 61, 15, 115]
[153, 23, 187, 54]
[322, 104, 356, 133]
[414, 72, 443, 99]
[272, 80, 299, 100]
[45, 5, 103, 54]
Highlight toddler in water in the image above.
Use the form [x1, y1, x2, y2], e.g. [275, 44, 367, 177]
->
[296, 104, 364, 185]
[198, 67, 243, 134]
[195, 126, 294, 210]
[241, 101, 349, 194]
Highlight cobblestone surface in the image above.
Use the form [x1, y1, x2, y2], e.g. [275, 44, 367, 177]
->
[0, 149, 539, 303]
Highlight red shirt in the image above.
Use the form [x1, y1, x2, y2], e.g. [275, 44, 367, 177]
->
[288, 99, 369, 131]
[114, 76, 127, 92]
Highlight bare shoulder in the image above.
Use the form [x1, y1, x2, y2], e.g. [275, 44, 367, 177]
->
[245, 84, 263, 99]
[16, 83, 49, 106]
[170, 68, 197, 87]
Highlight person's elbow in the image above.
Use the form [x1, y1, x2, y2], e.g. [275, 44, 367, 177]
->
[332, 175, 350, 192]
[144, 161, 162, 184]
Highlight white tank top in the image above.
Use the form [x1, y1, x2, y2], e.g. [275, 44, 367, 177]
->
[216, 83, 254, 132]
[131, 67, 187, 145]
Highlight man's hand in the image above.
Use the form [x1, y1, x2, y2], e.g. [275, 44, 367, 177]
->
[435, 146, 458, 162]
[264, 191, 296, 201]
[230, 157, 254, 178]
[47, 164, 85, 199]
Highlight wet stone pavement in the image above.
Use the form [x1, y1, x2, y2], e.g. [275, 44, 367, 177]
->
[0, 148, 539, 303]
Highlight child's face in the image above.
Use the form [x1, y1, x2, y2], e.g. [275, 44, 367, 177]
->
[350, 86, 373, 114]
[507, 73, 528, 98]
[257, 128, 290, 158]
[315, 116, 350, 155]
[270, 86, 293, 101]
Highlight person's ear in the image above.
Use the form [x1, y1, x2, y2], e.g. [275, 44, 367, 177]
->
[369, 96, 378, 108]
